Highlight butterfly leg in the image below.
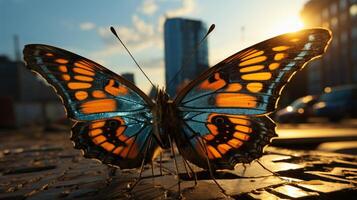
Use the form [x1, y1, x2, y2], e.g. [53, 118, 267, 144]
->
[195, 138, 229, 197]
[159, 152, 163, 176]
[127, 136, 153, 191]
[256, 159, 284, 180]
[168, 135, 182, 198]
[151, 160, 155, 183]
[182, 157, 198, 187]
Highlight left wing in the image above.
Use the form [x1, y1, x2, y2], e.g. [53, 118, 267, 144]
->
[174, 29, 331, 169]
[23, 45, 157, 169]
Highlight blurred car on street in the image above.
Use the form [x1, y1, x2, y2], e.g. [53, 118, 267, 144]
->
[275, 95, 319, 123]
[313, 85, 357, 122]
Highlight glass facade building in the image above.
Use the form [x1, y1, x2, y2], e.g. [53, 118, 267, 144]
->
[301, 0, 357, 94]
[164, 18, 209, 97]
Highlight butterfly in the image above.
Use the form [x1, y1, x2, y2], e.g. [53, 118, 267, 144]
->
[23, 28, 331, 172]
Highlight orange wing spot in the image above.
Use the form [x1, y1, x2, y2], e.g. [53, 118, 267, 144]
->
[115, 127, 126, 137]
[242, 72, 272, 81]
[117, 134, 128, 142]
[45, 53, 54, 57]
[239, 56, 267, 67]
[74, 61, 94, 71]
[89, 129, 103, 137]
[55, 58, 68, 64]
[127, 143, 139, 159]
[247, 82, 263, 93]
[207, 124, 219, 135]
[73, 68, 95, 76]
[90, 121, 105, 129]
[235, 125, 252, 133]
[229, 117, 251, 126]
[269, 63, 280, 70]
[241, 51, 264, 61]
[92, 90, 106, 98]
[290, 38, 300, 42]
[207, 145, 222, 159]
[228, 139, 243, 148]
[203, 134, 215, 141]
[58, 65, 68, 72]
[120, 138, 138, 158]
[240, 65, 265, 73]
[105, 80, 128, 96]
[74, 75, 94, 82]
[101, 142, 116, 152]
[225, 83, 242, 92]
[199, 73, 226, 91]
[274, 53, 287, 61]
[225, 49, 256, 63]
[92, 135, 106, 145]
[216, 93, 257, 108]
[113, 117, 125, 125]
[237, 49, 258, 59]
[67, 82, 92, 89]
[273, 46, 290, 51]
[112, 146, 124, 155]
[81, 99, 117, 114]
[75, 91, 88, 101]
[233, 132, 250, 141]
[217, 144, 232, 154]
[62, 74, 71, 81]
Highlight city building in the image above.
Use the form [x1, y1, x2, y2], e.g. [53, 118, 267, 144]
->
[121, 73, 135, 84]
[301, 0, 357, 94]
[0, 55, 64, 127]
[164, 18, 209, 97]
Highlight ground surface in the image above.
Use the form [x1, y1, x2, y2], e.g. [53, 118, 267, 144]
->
[0, 125, 356, 200]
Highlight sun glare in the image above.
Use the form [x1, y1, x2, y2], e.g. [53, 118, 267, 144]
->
[270, 16, 304, 36]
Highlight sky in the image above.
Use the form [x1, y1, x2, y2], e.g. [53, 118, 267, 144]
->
[0, 0, 309, 93]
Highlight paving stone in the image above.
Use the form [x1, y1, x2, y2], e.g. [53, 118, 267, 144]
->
[248, 190, 286, 200]
[296, 180, 355, 193]
[272, 185, 319, 198]
[0, 130, 356, 199]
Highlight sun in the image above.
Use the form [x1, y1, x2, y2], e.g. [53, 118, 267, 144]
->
[270, 16, 304, 36]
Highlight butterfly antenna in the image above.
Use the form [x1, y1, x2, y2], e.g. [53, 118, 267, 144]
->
[110, 26, 155, 88]
[167, 24, 215, 90]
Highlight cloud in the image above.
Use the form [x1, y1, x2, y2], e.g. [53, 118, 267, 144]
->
[166, 0, 195, 17]
[91, 15, 162, 59]
[139, 0, 158, 15]
[88, 0, 196, 66]
[79, 22, 96, 31]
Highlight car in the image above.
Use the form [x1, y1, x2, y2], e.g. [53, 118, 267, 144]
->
[276, 95, 319, 123]
[313, 85, 357, 122]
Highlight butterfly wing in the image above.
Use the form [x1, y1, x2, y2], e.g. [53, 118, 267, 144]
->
[174, 28, 332, 169]
[23, 44, 157, 169]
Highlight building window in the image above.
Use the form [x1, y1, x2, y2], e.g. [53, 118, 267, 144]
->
[350, 4, 357, 16]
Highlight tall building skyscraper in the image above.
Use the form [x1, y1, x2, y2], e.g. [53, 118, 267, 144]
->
[301, 0, 357, 94]
[164, 18, 209, 97]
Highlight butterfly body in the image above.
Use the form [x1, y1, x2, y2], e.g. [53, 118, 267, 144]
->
[23, 28, 331, 170]
[152, 88, 179, 149]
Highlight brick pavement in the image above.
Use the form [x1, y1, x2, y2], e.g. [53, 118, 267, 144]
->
[0, 127, 356, 199]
